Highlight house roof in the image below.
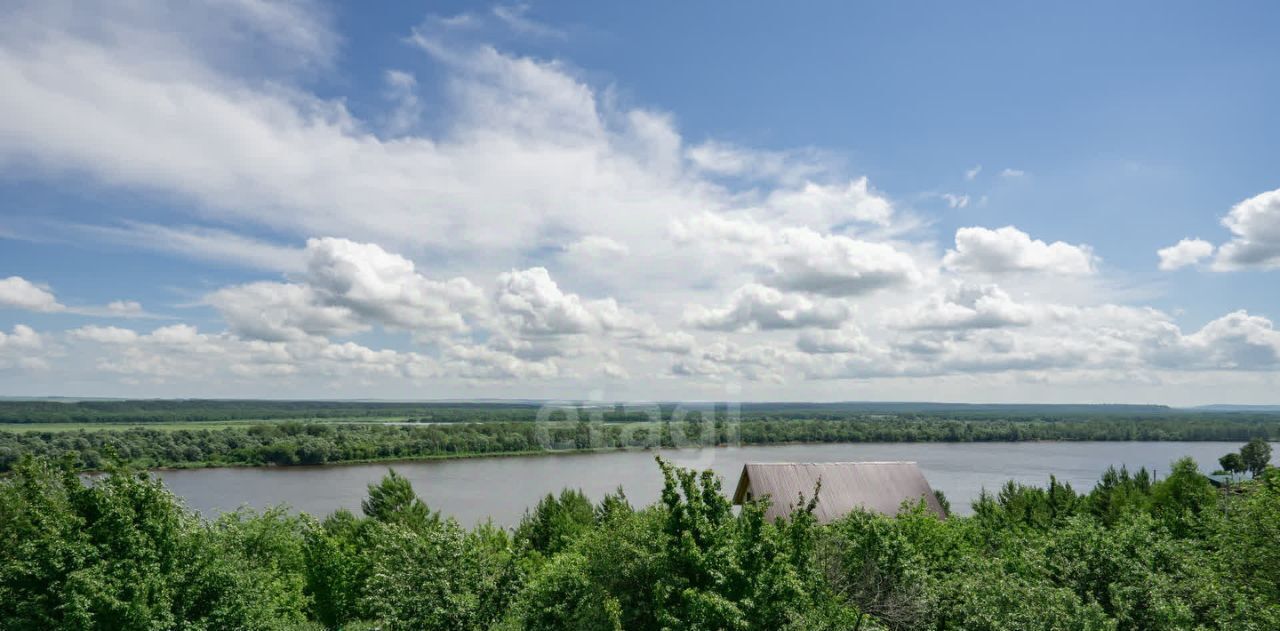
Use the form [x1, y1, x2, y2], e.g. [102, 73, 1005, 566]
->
[731, 461, 946, 522]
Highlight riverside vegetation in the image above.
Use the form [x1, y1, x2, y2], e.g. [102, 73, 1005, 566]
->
[0, 440, 1276, 630]
[0, 400, 1223, 425]
[3, 400, 1280, 472]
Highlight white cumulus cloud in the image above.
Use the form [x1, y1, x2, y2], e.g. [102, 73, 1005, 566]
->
[685, 284, 851, 332]
[944, 226, 1097, 275]
[1213, 188, 1280, 270]
[207, 237, 482, 341]
[674, 214, 922, 296]
[895, 284, 1034, 331]
[494, 267, 632, 336]
[1157, 238, 1214, 271]
[0, 276, 64, 312]
[0, 324, 45, 371]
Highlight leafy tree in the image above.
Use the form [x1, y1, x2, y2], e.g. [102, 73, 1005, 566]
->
[1150, 457, 1216, 537]
[360, 519, 501, 630]
[302, 509, 367, 628]
[361, 469, 438, 527]
[514, 488, 596, 556]
[650, 457, 826, 630]
[1215, 467, 1280, 604]
[932, 488, 952, 515]
[177, 508, 313, 629]
[1219, 451, 1246, 475]
[935, 559, 1115, 631]
[0, 457, 310, 629]
[513, 506, 665, 629]
[1086, 465, 1152, 526]
[595, 486, 633, 523]
[973, 476, 1080, 531]
[819, 510, 935, 630]
[1240, 437, 1273, 478]
[513, 551, 624, 631]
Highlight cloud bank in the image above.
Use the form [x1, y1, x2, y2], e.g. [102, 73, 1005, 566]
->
[0, 1, 1276, 403]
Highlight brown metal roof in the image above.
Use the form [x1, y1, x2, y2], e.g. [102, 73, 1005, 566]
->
[731, 462, 946, 522]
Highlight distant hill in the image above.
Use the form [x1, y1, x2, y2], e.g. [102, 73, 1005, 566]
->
[1191, 404, 1280, 412]
[732, 402, 1175, 415]
[0, 396, 129, 402]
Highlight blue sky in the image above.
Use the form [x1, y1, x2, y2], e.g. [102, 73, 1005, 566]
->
[1, 1, 1278, 403]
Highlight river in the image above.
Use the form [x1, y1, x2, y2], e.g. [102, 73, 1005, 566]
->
[157, 441, 1276, 526]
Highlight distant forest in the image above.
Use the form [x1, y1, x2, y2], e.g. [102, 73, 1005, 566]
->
[0, 398, 1272, 424]
[0, 399, 544, 424]
[4, 412, 1280, 472]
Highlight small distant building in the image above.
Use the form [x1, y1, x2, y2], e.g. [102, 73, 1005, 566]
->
[1205, 473, 1232, 487]
[1205, 472, 1244, 488]
[731, 462, 946, 523]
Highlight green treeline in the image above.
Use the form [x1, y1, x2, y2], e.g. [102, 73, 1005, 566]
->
[2, 399, 1276, 425]
[2, 452, 1278, 630]
[0, 399, 545, 424]
[4, 414, 1280, 472]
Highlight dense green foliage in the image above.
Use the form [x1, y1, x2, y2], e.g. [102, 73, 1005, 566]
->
[4, 413, 1280, 472]
[2, 450, 1277, 629]
[1240, 437, 1274, 477]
